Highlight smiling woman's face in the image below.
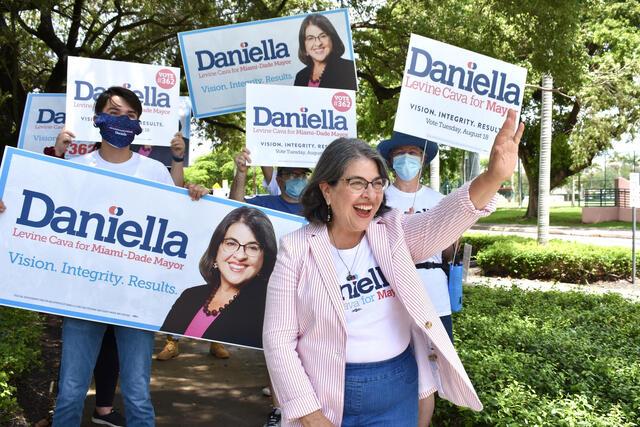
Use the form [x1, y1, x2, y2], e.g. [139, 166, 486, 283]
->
[304, 24, 333, 64]
[215, 222, 264, 288]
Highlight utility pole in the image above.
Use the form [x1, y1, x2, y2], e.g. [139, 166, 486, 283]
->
[537, 74, 553, 245]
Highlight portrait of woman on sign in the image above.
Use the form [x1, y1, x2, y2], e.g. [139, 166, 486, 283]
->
[161, 206, 277, 348]
[293, 14, 357, 91]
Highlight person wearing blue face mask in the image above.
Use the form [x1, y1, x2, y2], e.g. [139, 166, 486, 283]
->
[41, 86, 209, 427]
[377, 131, 456, 427]
[230, 147, 309, 216]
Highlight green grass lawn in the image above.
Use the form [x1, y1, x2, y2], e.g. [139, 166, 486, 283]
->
[477, 207, 632, 229]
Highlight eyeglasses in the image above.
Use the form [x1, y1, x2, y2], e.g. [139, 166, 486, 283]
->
[341, 177, 388, 193]
[305, 33, 330, 44]
[220, 238, 262, 258]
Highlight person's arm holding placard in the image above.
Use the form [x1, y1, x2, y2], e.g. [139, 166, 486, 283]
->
[169, 132, 185, 187]
[229, 147, 252, 202]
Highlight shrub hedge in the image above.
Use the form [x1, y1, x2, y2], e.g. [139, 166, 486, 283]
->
[460, 234, 631, 283]
[0, 307, 42, 423]
[433, 286, 640, 426]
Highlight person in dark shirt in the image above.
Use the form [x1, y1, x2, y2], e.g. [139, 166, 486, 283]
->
[229, 147, 309, 216]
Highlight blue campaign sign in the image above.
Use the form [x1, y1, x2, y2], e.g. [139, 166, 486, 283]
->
[178, 9, 356, 118]
[0, 147, 305, 349]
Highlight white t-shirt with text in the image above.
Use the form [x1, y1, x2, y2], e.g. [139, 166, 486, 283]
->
[334, 236, 412, 363]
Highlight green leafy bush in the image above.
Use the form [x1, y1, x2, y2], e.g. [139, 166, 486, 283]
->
[477, 240, 630, 283]
[0, 307, 42, 422]
[461, 234, 631, 283]
[433, 286, 640, 426]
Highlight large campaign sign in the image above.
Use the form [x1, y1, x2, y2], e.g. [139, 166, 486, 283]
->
[65, 57, 181, 146]
[19, 93, 192, 164]
[394, 34, 527, 153]
[245, 84, 356, 167]
[0, 148, 305, 349]
[178, 9, 356, 118]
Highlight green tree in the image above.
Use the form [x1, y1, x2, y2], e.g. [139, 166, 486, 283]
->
[350, 0, 640, 218]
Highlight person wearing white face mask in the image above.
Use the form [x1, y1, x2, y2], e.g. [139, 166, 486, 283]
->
[230, 147, 310, 216]
[378, 131, 453, 427]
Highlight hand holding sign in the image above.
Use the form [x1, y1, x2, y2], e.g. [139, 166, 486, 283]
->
[234, 148, 252, 174]
[170, 132, 185, 159]
[55, 128, 76, 157]
[469, 109, 524, 209]
[487, 109, 525, 184]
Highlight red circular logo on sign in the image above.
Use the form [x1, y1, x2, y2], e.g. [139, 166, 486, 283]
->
[332, 92, 352, 112]
[155, 69, 176, 89]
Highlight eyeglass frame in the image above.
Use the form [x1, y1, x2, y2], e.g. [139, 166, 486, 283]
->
[219, 237, 263, 258]
[304, 33, 330, 44]
[337, 176, 389, 194]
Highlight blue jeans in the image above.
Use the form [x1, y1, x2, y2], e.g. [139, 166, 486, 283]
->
[342, 346, 418, 426]
[52, 318, 155, 427]
[440, 314, 454, 343]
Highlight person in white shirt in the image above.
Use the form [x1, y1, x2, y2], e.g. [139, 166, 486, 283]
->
[378, 131, 455, 427]
[35, 86, 207, 426]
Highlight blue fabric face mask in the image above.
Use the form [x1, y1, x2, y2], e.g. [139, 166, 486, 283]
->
[93, 113, 143, 148]
[284, 177, 307, 199]
[392, 154, 422, 181]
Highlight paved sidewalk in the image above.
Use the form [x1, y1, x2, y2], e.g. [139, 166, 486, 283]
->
[466, 268, 640, 302]
[470, 223, 636, 247]
[81, 337, 272, 426]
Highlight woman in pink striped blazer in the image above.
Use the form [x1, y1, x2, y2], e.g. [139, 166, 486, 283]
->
[263, 110, 524, 426]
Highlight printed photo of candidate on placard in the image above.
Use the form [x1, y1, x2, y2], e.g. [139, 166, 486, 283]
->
[0, 148, 305, 350]
[178, 8, 356, 118]
[161, 207, 277, 348]
[293, 13, 357, 90]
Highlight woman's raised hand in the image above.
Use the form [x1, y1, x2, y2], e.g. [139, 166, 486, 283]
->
[486, 109, 525, 185]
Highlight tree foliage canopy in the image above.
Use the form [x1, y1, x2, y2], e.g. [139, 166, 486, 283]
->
[1, 0, 638, 210]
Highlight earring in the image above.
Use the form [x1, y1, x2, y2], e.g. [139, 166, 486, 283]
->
[213, 262, 218, 270]
[326, 204, 332, 223]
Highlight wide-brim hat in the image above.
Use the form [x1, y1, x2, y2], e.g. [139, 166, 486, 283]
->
[377, 131, 438, 164]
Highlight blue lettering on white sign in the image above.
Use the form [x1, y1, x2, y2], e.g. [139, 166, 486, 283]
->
[16, 190, 188, 259]
[407, 47, 521, 106]
[37, 109, 66, 124]
[74, 81, 171, 108]
[195, 40, 290, 71]
[253, 106, 348, 130]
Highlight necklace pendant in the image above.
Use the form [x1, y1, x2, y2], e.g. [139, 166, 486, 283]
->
[346, 273, 357, 281]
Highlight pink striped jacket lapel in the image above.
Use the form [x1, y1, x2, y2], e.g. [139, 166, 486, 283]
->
[306, 224, 347, 331]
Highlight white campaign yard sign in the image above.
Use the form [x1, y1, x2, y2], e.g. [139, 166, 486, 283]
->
[0, 148, 305, 349]
[18, 93, 96, 157]
[19, 93, 192, 157]
[65, 56, 181, 145]
[178, 9, 355, 118]
[394, 34, 528, 153]
[245, 84, 356, 167]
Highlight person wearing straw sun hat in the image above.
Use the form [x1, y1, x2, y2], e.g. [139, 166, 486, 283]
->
[377, 130, 455, 427]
